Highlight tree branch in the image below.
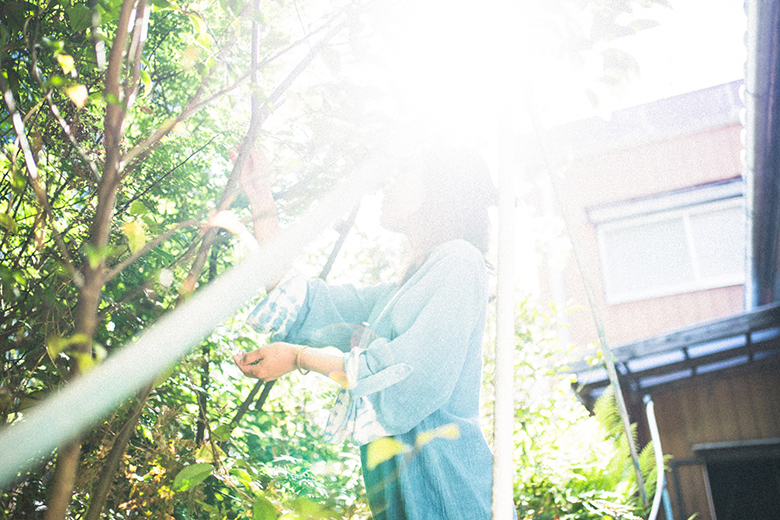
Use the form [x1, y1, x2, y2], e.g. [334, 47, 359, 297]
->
[45, 93, 101, 183]
[115, 136, 217, 218]
[119, 9, 341, 171]
[104, 218, 200, 283]
[82, 384, 154, 520]
[0, 65, 84, 288]
[123, 0, 150, 113]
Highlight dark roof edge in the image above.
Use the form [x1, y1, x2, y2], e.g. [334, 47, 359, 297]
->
[569, 301, 780, 372]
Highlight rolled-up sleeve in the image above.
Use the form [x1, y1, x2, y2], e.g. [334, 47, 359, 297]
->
[246, 270, 308, 341]
[324, 244, 487, 445]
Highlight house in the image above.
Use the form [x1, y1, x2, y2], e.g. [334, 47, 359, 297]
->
[534, 2, 780, 517]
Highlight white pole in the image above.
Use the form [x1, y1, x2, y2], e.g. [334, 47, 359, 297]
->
[492, 143, 516, 519]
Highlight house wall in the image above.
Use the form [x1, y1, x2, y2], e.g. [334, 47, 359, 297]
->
[647, 361, 780, 520]
[535, 82, 745, 349]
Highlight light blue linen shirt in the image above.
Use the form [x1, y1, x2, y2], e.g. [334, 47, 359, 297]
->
[247, 239, 496, 520]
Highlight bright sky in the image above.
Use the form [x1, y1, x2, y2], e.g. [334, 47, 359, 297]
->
[298, 0, 749, 289]
[571, 0, 747, 121]
[368, 0, 747, 140]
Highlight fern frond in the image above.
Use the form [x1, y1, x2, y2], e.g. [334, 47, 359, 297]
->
[593, 387, 624, 438]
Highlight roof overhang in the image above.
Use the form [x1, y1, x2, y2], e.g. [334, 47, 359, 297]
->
[571, 302, 780, 409]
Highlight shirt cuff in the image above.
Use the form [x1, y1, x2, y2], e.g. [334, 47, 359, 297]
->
[322, 344, 412, 446]
[245, 269, 307, 341]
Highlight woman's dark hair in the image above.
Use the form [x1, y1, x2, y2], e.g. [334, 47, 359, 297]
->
[411, 145, 497, 254]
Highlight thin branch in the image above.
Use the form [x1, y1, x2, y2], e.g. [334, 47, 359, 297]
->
[0, 62, 84, 287]
[45, 93, 101, 183]
[115, 136, 217, 217]
[227, 380, 265, 433]
[104, 218, 200, 282]
[229, 199, 358, 431]
[82, 384, 154, 520]
[318, 203, 359, 280]
[119, 11, 339, 170]
[123, 0, 150, 113]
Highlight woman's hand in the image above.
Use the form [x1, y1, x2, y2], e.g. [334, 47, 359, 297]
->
[232, 145, 281, 292]
[233, 343, 347, 384]
[236, 146, 272, 205]
[233, 342, 299, 381]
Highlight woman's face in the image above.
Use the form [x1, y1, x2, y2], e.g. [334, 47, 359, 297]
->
[379, 171, 426, 234]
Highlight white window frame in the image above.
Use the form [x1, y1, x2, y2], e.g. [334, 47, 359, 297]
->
[589, 180, 745, 305]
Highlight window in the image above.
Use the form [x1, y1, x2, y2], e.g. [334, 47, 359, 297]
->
[589, 180, 745, 304]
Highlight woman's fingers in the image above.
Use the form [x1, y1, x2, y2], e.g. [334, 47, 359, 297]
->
[233, 343, 297, 381]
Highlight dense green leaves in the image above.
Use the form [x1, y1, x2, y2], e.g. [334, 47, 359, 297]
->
[481, 300, 657, 519]
[1, 0, 383, 516]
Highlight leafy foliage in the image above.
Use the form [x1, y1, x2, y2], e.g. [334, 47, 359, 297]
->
[1, 0, 384, 516]
[482, 299, 659, 520]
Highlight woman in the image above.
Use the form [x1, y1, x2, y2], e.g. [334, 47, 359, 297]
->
[234, 145, 499, 519]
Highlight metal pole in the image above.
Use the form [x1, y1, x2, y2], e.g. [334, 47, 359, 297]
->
[492, 141, 516, 519]
[645, 394, 671, 520]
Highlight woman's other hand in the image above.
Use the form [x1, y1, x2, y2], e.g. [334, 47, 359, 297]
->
[233, 342, 298, 381]
[236, 146, 272, 205]
[232, 146, 279, 244]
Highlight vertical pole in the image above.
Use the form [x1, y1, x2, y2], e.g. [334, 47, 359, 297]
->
[492, 139, 516, 519]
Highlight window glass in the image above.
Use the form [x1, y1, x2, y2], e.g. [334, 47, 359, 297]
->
[689, 205, 745, 280]
[603, 217, 693, 297]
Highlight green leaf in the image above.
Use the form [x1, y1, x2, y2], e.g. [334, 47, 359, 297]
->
[128, 200, 148, 216]
[97, 0, 123, 24]
[187, 14, 212, 50]
[121, 221, 147, 254]
[10, 168, 26, 193]
[72, 351, 96, 373]
[82, 244, 107, 269]
[0, 213, 18, 234]
[46, 333, 91, 361]
[46, 336, 69, 360]
[195, 442, 226, 463]
[212, 423, 232, 442]
[139, 68, 152, 97]
[65, 4, 91, 33]
[173, 463, 213, 491]
[231, 467, 253, 489]
[252, 494, 278, 520]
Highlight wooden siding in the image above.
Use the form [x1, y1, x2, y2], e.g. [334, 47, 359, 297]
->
[648, 363, 780, 520]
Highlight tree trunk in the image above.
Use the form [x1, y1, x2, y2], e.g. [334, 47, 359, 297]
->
[43, 0, 139, 516]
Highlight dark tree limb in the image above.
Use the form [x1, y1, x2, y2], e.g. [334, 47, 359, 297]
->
[82, 385, 154, 520]
[45, 0, 146, 517]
